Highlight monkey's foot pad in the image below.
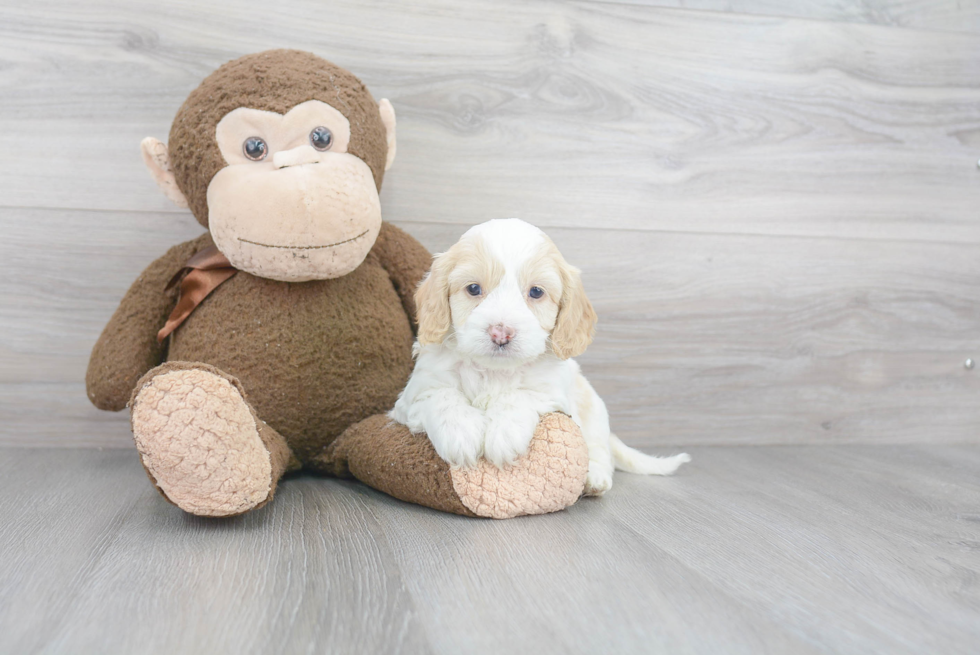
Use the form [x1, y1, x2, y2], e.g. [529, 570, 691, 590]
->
[130, 368, 272, 517]
[451, 413, 590, 519]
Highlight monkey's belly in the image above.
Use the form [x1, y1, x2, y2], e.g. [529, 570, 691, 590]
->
[167, 258, 415, 463]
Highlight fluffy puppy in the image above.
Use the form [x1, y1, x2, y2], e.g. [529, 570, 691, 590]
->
[390, 218, 689, 495]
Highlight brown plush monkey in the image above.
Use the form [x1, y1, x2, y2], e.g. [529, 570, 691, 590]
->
[87, 50, 588, 519]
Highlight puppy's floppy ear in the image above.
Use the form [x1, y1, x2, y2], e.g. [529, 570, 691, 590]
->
[415, 249, 455, 345]
[551, 258, 597, 360]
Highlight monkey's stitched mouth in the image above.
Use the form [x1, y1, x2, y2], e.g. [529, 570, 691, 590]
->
[238, 229, 370, 250]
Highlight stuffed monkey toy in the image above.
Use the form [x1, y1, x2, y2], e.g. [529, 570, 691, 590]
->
[86, 50, 589, 519]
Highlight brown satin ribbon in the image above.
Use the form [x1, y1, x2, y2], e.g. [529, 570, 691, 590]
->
[157, 245, 237, 343]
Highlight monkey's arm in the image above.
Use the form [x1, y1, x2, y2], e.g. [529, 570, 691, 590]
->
[86, 233, 213, 411]
[372, 222, 433, 329]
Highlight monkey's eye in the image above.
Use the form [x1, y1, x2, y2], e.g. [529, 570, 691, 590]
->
[309, 126, 333, 151]
[242, 137, 268, 161]
[466, 284, 482, 297]
[529, 286, 544, 299]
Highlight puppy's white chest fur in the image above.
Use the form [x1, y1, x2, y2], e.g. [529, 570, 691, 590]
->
[454, 358, 569, 412]
[458, 363, 521, 411]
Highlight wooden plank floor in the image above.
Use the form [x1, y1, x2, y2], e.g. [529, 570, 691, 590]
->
[1, 445, 978, 654]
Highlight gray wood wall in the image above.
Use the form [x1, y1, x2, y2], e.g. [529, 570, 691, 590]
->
[1, 0, 978, 448]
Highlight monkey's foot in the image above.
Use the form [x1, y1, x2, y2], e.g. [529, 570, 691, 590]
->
[450, 413, 591, 518]
[130, 364, 274, 517]
[317, 412, 590, 519]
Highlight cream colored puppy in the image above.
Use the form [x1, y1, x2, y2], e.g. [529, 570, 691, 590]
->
[390, 218, 689, 495]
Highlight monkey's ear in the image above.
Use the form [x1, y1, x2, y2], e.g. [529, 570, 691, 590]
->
[140, 137, 189, 209]
[378, 99, 397, 171]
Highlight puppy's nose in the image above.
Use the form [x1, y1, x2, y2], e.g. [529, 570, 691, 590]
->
[488, 324, 516, 346]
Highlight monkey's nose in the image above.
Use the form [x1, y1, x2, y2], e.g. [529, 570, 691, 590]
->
[488, 324, 516, 346]
[273, 145, 321, 169]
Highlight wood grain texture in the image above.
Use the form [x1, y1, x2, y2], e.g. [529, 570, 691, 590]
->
[2, 212, 977, 447]
[1, 0, 978, 448]
[0, 0, 978, 242]
[595, 0, 980, 35]
[1, 445, 978, 654]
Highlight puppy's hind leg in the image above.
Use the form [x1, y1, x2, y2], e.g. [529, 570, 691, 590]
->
[583, 443, 615, 497]
[574, 377, 615, 497]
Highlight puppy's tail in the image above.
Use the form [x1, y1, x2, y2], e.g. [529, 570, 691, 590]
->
[610, 434, 691, 476]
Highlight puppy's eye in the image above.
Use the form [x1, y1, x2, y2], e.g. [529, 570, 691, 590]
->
[466, 283, 482, 296]
[243, 137, 268, 161]
[528, 286, 544, 299]
[310, 126, 333, 151]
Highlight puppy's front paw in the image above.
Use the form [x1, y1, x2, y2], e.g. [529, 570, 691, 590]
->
[483, 413, 538, 468]
[427, 408, 486, 468]
[584, 461, 614, 497]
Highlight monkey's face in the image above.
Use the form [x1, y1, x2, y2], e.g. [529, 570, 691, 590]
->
[205, 100, 382, 282]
